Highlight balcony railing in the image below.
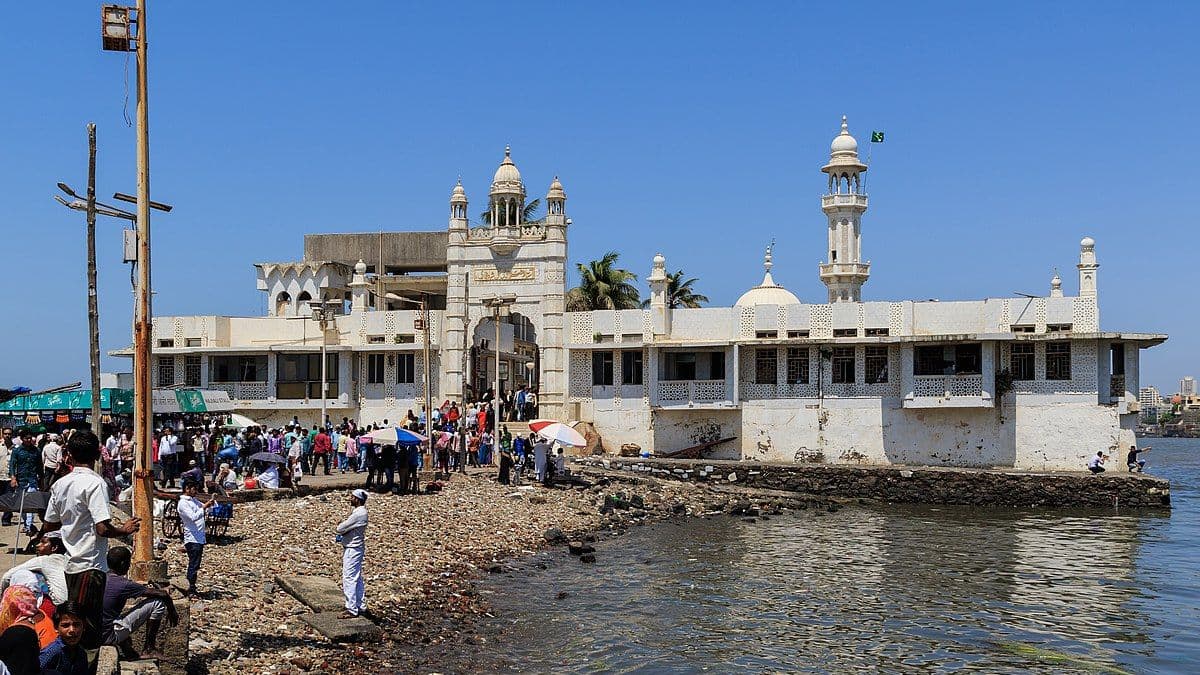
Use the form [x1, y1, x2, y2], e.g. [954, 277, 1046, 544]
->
[913, 374, 984, 398]
[821, 194, 868, 209]
[208, 382, 270, 400]
[657, 379, 727, 404]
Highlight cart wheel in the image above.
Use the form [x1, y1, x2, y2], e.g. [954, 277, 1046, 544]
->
[161, 501, 181, 538]
[216, 518, 230, 538]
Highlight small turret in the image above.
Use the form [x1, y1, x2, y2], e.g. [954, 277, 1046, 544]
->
[648, 252, 671, 335]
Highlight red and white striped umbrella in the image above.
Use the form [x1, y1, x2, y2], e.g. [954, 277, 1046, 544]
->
[528, 419, 587, 447]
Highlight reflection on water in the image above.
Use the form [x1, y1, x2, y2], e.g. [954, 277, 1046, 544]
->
[485, 439, 1199, 674]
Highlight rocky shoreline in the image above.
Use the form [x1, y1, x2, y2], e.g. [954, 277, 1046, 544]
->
[165, 469, 800, 674]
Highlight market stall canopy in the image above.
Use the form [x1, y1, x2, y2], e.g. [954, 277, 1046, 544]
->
[0, 387, 234, 416]
[0, 388, 134, 415]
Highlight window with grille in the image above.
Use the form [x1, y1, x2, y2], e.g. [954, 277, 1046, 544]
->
[833, 328, 858, 338]
[1011, 344, 1035, 380]
[755, 348, 777, 384]
[786, 347, 810, 384]
[787, 330, 809, 339]
[915, 346, 946, 376]
[210, 356, 267, 382]
[157, 357, 175, 386]
[397, 353, 415, 384]
[865, 328, 889, 337]
[755, 331, 778, 339]
[276, 353, 340, 399]
[592, 351, 614, 386]
[1046, 342, 1071, 380]
[621, 350, 643, 385]
[954, 344, 982, 375]
[184, 355, 201, 386]
[367, 354, 385, 384]
[832, 347, 855, 383]
[865, 346, 888, 383]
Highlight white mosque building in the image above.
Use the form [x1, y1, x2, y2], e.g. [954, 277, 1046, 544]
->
[121, 119, 1165, 470]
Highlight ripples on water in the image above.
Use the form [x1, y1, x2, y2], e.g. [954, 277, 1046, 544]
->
[484, 439, 1200, 674]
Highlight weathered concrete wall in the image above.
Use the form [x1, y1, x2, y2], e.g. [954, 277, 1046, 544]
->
[305, 232, 448, 272]
[577, 457, 1171, 509]
[587, 394, 1130, 471]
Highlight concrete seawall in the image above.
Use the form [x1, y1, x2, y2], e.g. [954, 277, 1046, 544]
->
[575, 457, 1171, 509]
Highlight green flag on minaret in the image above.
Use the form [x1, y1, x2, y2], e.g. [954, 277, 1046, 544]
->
[871, 131, 885, 143]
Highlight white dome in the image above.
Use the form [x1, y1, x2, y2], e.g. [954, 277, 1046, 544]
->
[735, 282, 801, 307]
[450, 179, 467, 203]
[830, 115, 858, 155]
[492, 146, 523, 186]
[1080, 236, 1095, 248]
[354, 259, 367, 275]
[546, 175, 565, 199]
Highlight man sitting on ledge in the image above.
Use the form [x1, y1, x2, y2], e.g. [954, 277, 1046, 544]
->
[102, 546, 178, 660]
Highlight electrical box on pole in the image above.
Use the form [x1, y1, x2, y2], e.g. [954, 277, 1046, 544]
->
[123, 229, 137, 263]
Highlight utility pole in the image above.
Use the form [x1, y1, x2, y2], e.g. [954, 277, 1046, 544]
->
[129, 0, 156, 579]
[85, 124, 102, 439]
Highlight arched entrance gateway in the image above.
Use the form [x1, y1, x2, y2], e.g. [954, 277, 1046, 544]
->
[442, 148, 568, 418]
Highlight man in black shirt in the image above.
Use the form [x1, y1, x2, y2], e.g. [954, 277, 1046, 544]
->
[1126, 445, 1150, 473]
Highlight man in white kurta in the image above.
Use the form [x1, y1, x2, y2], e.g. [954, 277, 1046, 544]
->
[335, 489, 369, 617]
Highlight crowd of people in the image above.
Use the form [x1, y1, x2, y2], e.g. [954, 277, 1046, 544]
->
[0, 429, 160, 675]
[0, 386, 569, 673]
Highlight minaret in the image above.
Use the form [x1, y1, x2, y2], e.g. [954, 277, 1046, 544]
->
[647, 252, 670, 335]
[1077, 236, 1098, 297]
[819, 115, 870, 303]
[444, 179, 470, 403]
[349, 259, 370, 312]
[539, 175, 569, 419]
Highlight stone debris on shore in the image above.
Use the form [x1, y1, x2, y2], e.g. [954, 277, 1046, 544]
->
[162, 471, 720, 674]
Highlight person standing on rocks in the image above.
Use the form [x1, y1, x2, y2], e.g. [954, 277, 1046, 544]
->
[335, 489, 369, 618]
[178, 480, 215, 597]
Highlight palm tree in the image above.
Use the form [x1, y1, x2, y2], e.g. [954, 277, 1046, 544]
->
[480, 198, 543, 226]
[566, 252, 641, 311]
[640, 270, 709, 309]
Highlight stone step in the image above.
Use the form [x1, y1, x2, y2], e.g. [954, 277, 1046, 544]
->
[299, 611, 382, 643]
[275, 574, 345, 613]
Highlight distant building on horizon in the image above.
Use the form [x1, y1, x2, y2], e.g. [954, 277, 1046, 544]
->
[1180, 376, 1195, 397]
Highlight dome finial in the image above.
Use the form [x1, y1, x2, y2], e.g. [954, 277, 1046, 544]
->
[504, 145, 511, 158]
[841, 115, 848, 132]
[764, 240, 774, 273]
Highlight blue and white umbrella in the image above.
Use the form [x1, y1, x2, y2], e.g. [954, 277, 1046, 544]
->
[363, 427, 427, 445]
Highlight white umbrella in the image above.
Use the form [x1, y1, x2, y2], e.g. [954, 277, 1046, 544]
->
[225, 413, 261, 428]
[530, 420, 587, 447]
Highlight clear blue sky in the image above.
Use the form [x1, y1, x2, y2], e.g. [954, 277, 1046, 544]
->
[1, 2, 1196, 393]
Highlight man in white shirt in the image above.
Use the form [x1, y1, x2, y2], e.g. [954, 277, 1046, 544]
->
[42, 434, 62, 489]
[43, 430, 141, 650]
[335, 489, 369, 618]
[104, 432, 121, 472]
[158, 429, 179, 489]
[178, 479, 215, 596]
